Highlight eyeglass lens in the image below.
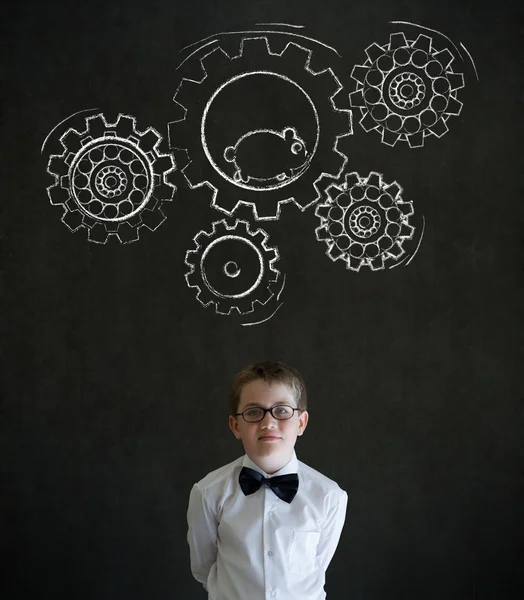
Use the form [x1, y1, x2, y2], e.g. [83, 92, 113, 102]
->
[243, 405, 295, 422]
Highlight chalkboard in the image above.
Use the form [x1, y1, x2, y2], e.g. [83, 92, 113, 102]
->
[2, 0, 523, 598]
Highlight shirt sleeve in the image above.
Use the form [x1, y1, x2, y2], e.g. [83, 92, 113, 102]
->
[187, 482, 218, 592]
[316, 488, 348, 574]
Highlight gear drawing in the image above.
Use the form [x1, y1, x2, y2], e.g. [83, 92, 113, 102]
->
[47, 113, 177, 243]
[350, 32, 465, 147]
[315, 171, 416, 271]
[169, 36, 352, 220]
[185, 219, 281, 315]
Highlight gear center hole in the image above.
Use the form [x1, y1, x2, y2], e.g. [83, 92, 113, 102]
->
[224, 261, 241, 278]
[400, 83, 414, 99]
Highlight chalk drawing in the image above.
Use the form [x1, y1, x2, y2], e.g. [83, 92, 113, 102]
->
[350, 31, 465, 147]
[223, 126, 310, 185]
[315, 171, 416, 271]
[185, 219, 281, 315]
[46, 113, 176, 244]
[169, 35, 352, 220]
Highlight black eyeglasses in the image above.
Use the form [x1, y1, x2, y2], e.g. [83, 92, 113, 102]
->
[235, 404, 301, 423]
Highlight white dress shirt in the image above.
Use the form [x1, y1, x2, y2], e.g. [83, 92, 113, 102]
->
[187, 449, 348, 600]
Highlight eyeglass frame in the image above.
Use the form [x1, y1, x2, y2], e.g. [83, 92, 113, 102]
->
[234, 404, 303, 423]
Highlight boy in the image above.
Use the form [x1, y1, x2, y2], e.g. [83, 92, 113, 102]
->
[187, 361, 348, 600]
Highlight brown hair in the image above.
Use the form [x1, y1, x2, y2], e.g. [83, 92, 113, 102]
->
[229, 360, 307, 416]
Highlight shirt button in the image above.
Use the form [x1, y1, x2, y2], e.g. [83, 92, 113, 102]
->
[268, 550, 273, 556]
[271, 592, 276, 597]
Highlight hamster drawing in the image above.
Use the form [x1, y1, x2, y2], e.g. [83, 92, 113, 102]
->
[223, 127, 309, 186]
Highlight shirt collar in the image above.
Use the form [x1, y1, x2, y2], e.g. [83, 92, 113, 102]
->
[242, 448, 298, 477]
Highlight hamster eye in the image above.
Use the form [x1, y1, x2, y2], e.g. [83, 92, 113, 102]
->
[291, 142, 303, 155]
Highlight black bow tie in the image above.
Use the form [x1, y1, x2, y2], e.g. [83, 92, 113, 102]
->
[239, 466, 299, 504]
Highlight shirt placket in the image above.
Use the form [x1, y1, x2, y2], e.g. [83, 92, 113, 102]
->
[263, 482, 279, 600]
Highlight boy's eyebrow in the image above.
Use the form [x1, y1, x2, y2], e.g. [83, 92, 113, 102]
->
[242, 401, 293, 408]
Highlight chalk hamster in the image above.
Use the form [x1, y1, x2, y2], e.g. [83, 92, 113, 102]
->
[223, 127, 309, 185]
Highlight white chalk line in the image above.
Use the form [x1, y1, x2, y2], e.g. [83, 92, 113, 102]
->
[389, 20, 463, 61]
[255, 23, 305, 29]
[242, 302, 284, 326]
[389, 254, 410, 268]
[460, 42, 479, 81]
[41, 107, 99, 154]
[277, 273, 286, 301]
[179, 30, 340, 57]
[176, 39, 220, 70]
[405, 214, 425, 266]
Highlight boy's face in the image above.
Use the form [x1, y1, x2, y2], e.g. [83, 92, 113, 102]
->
[229, 379, 309, 465]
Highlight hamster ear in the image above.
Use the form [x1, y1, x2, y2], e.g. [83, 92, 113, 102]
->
[224, 146, 236, 162]
[283, 127, 296, 141]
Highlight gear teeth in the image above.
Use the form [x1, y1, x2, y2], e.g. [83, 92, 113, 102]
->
[349, 89, 366, 108]
[411, 34, 432, 53]
[370, 255, 386, 271]
[351, 64, 370, 84]
[87, 223, 110, 244]
[86, 114, 108, 138]
[168, 119, 190, 148]
[138, 129, 161, 153]
[445, 97, 463, 116]
[399, 201, 414, 217]
[448, 72, 465, 91]
[315, 224, 330, 241]
[154, 181, 176, 201]
[174, 79, 205, 113]
[115, 223, 140, 244]
[281, 42, 312, 70]
[47, 155, 69, 177]
[384, 181, 402, 199]
[48, 184, 70, 205]
[400, 222, 415, 239]
[407, 132, 424, 148]
[183, 159, 207, 188]
[114, 115, 137, 139]
[248, 196, 281, 220]
[216, 301, 236, 316]
[140, 207, 166, 231]
[381, 128, 401, 146]
[251, 229, 266, 245]
[211, 192, 241, 216]
[360, 112, 378, 132]
[315, 204, 331, 220]
[327, 244, 344, 261]
[387, 241, 405, 259]
[61, 129, 83, 153]
[347, 255, 363, 271]
[311, 68, 340, 99]
[434, 48, 454, 69]
[234, 220, 249, 236]
[389, 32, 408, 50]
[218, 37, 243, 60]
[152, 154, 175, 176]
[61, 209, 83, 231]
[428, 118, 449, 138]
[239, 36, 272, 58]
[365, 42, 385, 63]
[177, 54, 207, 83]
[331, 87, 352, 112]
[200, 46, 233, 77]
[366, 172, 382, 188]
[255, 285, 273, 306]
[345, 172, 361, 189]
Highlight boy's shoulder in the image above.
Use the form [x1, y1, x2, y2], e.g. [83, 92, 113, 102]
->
[194, 454, 243, 492]
[297, 456, 347, 498]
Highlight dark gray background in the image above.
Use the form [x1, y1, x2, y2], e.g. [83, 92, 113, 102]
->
[2, 0, 523, 598]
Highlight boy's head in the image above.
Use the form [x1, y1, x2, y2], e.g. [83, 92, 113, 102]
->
[228, 361, 309, 471]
